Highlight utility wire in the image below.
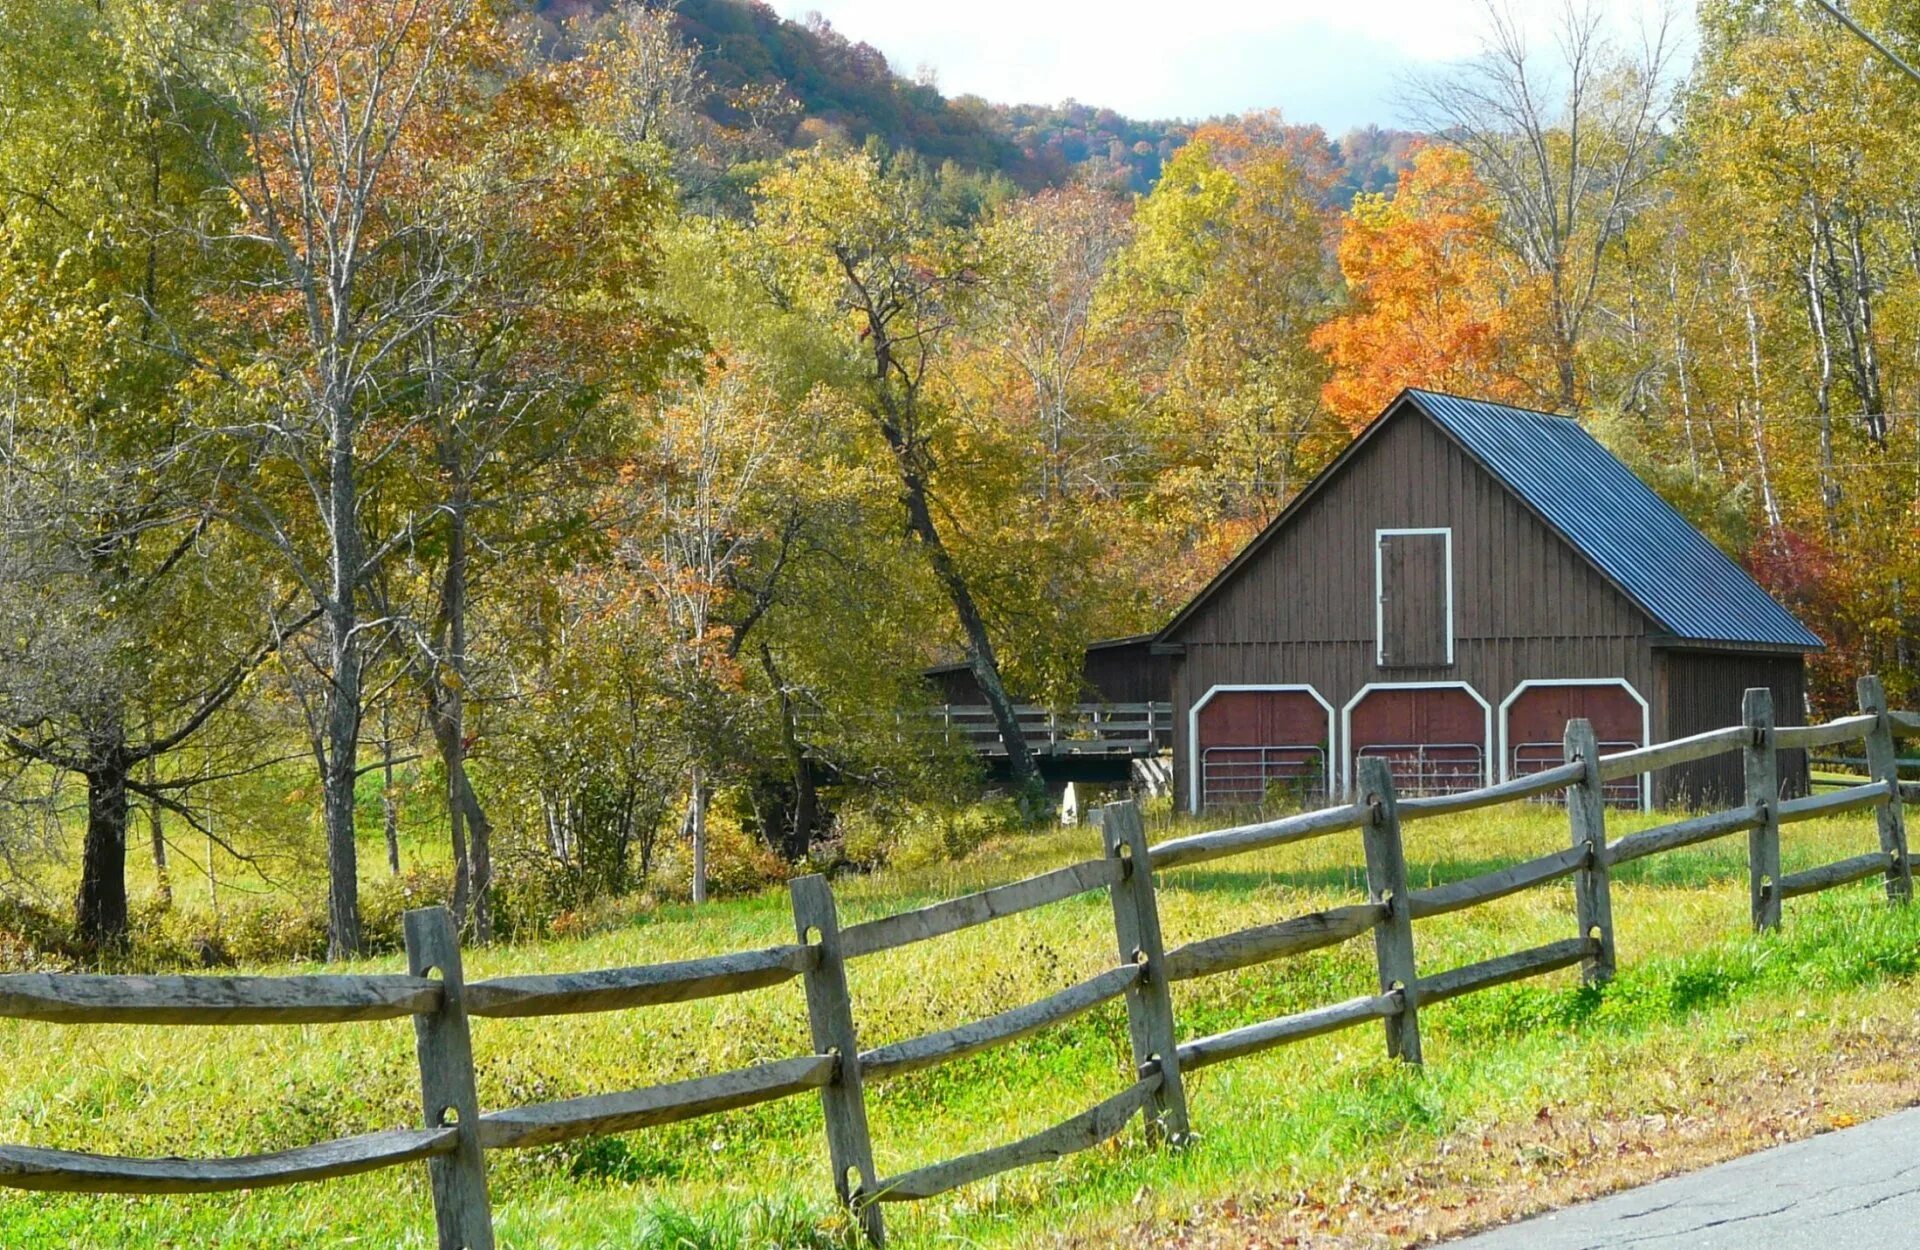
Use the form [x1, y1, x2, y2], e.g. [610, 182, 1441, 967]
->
[1810, 0, 1920, 87]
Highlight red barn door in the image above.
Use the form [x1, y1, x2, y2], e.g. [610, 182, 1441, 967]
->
[1503, 681, 1648, 807]
[1192, 687, 1332, 811]
[1346, 684, 1489, 797]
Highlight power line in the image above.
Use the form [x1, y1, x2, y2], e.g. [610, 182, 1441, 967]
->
[1811, 0, 1920, 88]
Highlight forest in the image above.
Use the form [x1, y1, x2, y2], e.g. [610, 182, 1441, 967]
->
[0, 0, 1915, 966]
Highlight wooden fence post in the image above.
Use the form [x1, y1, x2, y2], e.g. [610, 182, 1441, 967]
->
[1356, 758, 1421, 1063]
[1100, 800, 1190, 1144]
[403, 906, 495, 1250]
[790, 874, 886, 1247]
[1563, 718, 1616, 984]
[1743, 688, 1782, 932]
[1857, 674, 1913, 904]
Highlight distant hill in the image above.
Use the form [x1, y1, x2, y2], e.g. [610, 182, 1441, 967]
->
[527, 0, 1419, 203]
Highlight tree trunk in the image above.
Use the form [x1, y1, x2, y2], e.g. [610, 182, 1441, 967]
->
[323, 612, 362, 960]
[322, 411, 364, 961]
[424, 427, 494, 940]
[421, 682, 482, 917]
[464, 753, 491, 940]
[1549, 264, 1578, 410]
[895, 464, 1040, 788]
[381, 710, 401, 877]
[760, 645, 817, 860]
[145, 747, 171, 909]
[1731, 257, 1784, 537]
[858, 286, 1039, 794]
[1803, 230, 1840, 538]
[790, 755, 818, 861]
[688, 767, 709, 904]
[76, 750, 131, 949]
[1844, 214, 1886, 443]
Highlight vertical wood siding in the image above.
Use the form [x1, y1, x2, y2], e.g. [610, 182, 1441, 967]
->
[925, 640, 1170, 707]
[1081, 641, 1173, 707]
[1659, 651, 1810, 806]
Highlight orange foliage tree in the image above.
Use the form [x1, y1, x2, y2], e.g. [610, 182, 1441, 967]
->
[1311, 145, 1539, 426]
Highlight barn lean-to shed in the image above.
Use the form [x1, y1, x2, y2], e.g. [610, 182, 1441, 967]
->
[1153, 390, 1823, 813]
[921, 634, 1170, 709]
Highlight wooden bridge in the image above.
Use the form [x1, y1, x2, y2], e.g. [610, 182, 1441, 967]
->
[933, 702, 1173, 758]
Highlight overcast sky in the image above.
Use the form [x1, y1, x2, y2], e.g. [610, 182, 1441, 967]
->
[781, 1, 1693, 134]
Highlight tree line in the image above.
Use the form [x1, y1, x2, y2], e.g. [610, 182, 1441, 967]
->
[0, 0, 1913, 960]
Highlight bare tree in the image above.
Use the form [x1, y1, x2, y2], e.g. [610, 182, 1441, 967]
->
[977, 187, 1137, 510]
[626, 368, 789, 903]
[1407, 0, 1679, 409]
[178, 0, 484, 958]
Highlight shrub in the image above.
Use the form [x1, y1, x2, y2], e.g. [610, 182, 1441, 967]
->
[651, 806, 792, 900]
[824, 795, 1029, 874]
[109, 868, 452, 971]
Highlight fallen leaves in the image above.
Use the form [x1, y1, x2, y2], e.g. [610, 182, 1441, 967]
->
[1056, 1008, 1920, 1249]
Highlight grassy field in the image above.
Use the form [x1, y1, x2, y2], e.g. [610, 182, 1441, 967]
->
[4, 796, 1920, 1248]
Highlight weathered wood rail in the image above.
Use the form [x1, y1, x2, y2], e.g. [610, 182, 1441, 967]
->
[3, 677, 1914, 1247]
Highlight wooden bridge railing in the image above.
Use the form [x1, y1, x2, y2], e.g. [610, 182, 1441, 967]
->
[1, 678, 1913, 1247]
[934, 701, 1173, 756]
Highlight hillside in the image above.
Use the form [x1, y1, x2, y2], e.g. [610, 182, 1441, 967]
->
[527, 0, 1419, 200]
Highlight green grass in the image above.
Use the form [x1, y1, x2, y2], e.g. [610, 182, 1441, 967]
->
[2, 800, 1917, 1248]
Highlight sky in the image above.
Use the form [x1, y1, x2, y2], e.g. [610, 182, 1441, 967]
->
[780, 1, 1693, 134]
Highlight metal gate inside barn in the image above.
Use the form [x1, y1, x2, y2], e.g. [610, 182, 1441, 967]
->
[1344, 684, 1490, 797]
[1501, 680, 1650, 808]
[1191, 686, 1332, 811]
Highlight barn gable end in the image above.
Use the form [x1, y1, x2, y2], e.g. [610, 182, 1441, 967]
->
[1167, 401, 1655, 651]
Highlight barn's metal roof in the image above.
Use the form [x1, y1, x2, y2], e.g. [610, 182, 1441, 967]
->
[1404, 390, 1823, 649]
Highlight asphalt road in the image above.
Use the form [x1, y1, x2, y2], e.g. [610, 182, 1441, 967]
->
[1444, 1106, 1920, 1248]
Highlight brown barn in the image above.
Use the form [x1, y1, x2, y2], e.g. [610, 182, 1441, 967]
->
[1154, 390, 1823, 812]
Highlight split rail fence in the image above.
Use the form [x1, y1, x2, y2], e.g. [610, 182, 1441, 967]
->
[0, 679, 1915, 1248]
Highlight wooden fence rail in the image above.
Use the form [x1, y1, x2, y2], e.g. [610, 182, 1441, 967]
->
[2, 679, 1916, 1247]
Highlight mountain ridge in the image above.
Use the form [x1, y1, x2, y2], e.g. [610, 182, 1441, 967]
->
[528, 0, 1418, 201]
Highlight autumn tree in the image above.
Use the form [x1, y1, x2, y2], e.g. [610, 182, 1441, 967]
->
[1313, 145, 1537, 423]
[0, 0, 311, 947]
[1109, 115, 1343, 587]
[177, 0, 530, 957]
[356, 19, 688, 938]
[656, 215, 959, 864]
[1636, 0, 1920, 705]
[753, 149, 1043, 795]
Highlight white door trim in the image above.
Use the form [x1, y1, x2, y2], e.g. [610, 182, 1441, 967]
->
[1188, 683, 1336, 814]
[1340, 680, 1492, 797]
[1498, 677, 1653, 812]
[1374, 527, 1454, 667]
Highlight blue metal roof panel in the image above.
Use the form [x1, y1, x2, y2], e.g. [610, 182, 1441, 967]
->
[1404, 390, 1823, 650]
